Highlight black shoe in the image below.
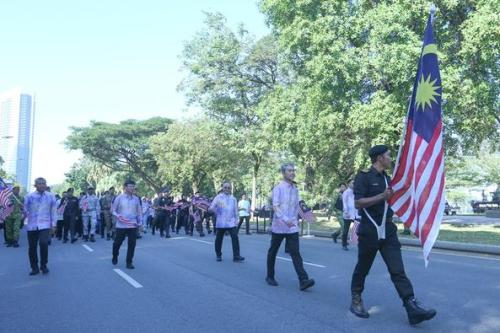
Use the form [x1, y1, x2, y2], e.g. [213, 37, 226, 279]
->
[84, 236, 88, 242]
[216, 256, 222, 262]
[342, 246, 349, 251]
[112, 257, 118, 265]
[106, 236, 111, 241]
[165, 235, 171, 238]
[233, 256, 245, 262]
[332, 233, 338, 243]
[71, 238, 78, 243]
[90, 235, 95, 242]
[6, 242, 13, 247]
[41, 266, 49, 274]
[63, 239, 68, 243]
[246, 232, 252, 235]
[265, 277, 279, 286]
[350, 293, 369, 318]
[299, 278, 315, 291]
[404, 298, 437, 325]
[126, 263, 135, 269]
[29, 269, 40, 276]
[200, 233, 205, 237]
[13, 241, 19, 248]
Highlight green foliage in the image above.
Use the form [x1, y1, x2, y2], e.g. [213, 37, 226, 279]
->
[65, 117, 173, 191]
[150, 119, 249, 196]
[260, 0, 499, 198]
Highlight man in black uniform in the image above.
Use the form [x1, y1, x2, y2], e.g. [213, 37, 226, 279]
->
[59, 188, 80, 243]
[350, 145, 436, 325]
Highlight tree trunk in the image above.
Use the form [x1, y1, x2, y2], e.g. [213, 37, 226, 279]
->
[251, 153, 261, 217]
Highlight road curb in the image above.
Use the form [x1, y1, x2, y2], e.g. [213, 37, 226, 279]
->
[301, 230, 500, 256]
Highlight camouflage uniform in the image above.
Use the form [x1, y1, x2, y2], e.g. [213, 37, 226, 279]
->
[5, 194, 24, 245]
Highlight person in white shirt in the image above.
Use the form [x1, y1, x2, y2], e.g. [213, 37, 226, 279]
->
[341, 179, 358, 251]
[237, 193, 251, 234]
[209, 182, 245, 262]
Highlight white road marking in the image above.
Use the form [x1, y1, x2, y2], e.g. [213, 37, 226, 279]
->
[113, 269, 143, 288]
[276, 256, 326, 268]
[189, 239, 213, 245]
[404, 247, 500, 262]
[82, 245, 94, 252]
[170, 237, 187, 240]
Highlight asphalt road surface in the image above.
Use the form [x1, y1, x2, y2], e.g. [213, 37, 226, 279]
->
[1, 231, 499, 333]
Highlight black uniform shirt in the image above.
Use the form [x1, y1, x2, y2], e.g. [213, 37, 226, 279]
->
[60, 196, 80, 217]
[354, 166, 394, 226]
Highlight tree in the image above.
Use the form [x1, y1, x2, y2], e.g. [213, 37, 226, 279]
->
[150, 119, 248, 196]
[260, 0, 499, 197]
[179, 12, 281, 210]
[65, 117, 172, 192]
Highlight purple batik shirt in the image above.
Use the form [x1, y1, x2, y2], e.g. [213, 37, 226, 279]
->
[209, 193, 238, 228]
[112, 193, 142, 229]
[24, 191, 58, 231]
[272, 180, 301, 234]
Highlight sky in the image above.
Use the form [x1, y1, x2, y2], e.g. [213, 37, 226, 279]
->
[0, 0, 270, 186]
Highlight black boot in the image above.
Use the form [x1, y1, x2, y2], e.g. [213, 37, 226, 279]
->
[350, 293, 369, 318]
[299, 278, 315, 291]
[403, 298, 436, 325]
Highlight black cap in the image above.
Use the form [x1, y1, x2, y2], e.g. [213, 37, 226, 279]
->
[369, 145, 389, 159]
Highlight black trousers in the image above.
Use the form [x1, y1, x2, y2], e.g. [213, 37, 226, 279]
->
[156, 214, 166, 236]
[351, 232, 414, 301]
[28, 229, 50, 270]
[342, 219, 353, 247]
[237, 216, 250, 234]
[176, 214, 188, 234]
[267, 232, 308, 281]
[56, 220, 64, 239]
[112, 228, 137, 264]
[214, 227, 240, 258]
[63, 214, 76, 241]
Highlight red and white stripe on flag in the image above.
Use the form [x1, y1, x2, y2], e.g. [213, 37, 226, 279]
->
[0, 187, 13, 209]
[389, 121, 445, 266]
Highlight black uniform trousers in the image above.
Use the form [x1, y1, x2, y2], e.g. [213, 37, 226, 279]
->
[63, 214, 76, 241]
[237, 216, 251, 234]
[214, 227, 240, 258]
[342, 219, 353, 247]
[267, 232, 308, 281]
[28, 229, 50, 270]
[112, 228, 137, 264]
[351, 224, 414, 301]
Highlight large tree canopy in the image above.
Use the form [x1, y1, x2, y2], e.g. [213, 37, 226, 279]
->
[65, 117, 172, 192]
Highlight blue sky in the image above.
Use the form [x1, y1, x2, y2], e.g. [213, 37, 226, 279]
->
[0, 0, 269, 186]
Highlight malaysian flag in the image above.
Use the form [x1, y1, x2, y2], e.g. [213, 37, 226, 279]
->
[0, 180, 14, 223]
[389, 11, 444, 266]
[298, 200, 315, 223]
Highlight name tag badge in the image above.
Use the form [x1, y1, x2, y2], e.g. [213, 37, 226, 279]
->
[372, 183, 379, 186]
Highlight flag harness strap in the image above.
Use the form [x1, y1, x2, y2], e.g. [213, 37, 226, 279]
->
[363, 177, 389, 240]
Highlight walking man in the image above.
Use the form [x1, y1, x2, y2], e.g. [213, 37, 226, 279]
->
[237, 193, 251, 234]
[4, 186, 24, 248]
[341, 179, 357, 251]
[266, 163, 315, 291]
[209, 182, 244, 262]
[349, 145, 436, 325]
[79, 187, 101, 242]
[112, 180, 142, 269]
[24, 178, 57, 275]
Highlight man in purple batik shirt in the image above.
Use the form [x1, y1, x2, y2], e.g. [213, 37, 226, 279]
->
[266, 163, 315, 291]
[111, 179, 142, 269]
[24, 177, 57, 275]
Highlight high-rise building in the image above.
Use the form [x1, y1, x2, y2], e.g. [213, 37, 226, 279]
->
[0, 88, 35, 191]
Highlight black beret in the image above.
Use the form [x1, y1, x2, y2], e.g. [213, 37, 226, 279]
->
[369, 145, 389, 158]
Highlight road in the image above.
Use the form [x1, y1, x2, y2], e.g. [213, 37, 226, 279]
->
[1, 231, 499, 333]
[441, 215, 500, 225]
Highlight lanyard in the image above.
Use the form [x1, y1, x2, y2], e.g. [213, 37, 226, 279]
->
[363, 177, 388, 240]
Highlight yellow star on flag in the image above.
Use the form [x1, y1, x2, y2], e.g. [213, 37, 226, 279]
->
[415, 74, 440, 111]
